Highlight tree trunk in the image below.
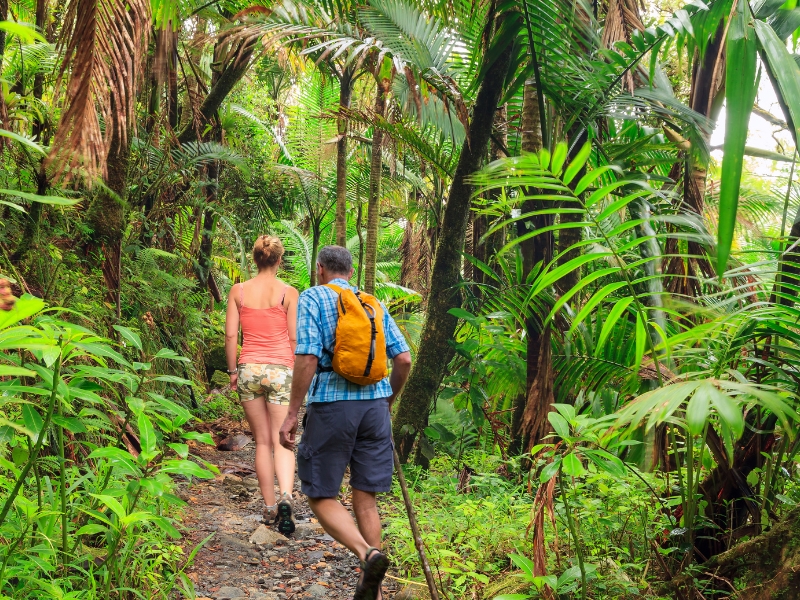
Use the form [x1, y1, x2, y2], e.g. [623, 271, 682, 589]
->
[364, 81, 387, 295]
[89, 129, 130, 315]
[356, 189, 364, 288]
[392, 39, 514, 464]
[509, 78, 553, 456]
[335, 68, 353, 247]
[309, 225, 320, 287]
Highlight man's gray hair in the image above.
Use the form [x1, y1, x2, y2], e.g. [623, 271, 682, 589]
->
[317, 245, 353, 275]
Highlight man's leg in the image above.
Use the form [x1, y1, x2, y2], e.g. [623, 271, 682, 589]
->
[307, 497, 370, 561]
[352, 488, 382, 550]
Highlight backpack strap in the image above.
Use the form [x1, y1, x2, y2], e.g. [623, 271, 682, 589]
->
[312, 284, 343, 396]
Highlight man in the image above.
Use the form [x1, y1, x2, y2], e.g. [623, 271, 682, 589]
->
[279, 245, 412, 600]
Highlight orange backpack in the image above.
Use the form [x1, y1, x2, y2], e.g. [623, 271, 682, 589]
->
[323, 284, 388, 385]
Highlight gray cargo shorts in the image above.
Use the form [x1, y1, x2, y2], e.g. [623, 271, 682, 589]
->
[297, 399, 393, 499]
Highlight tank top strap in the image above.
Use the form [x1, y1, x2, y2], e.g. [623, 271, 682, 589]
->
[239, 282, 245, 308]
[280, 284, 289, 306]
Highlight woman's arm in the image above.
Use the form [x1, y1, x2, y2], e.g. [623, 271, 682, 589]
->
[225, 284, 241, 390]
[286, 287, 299, 354]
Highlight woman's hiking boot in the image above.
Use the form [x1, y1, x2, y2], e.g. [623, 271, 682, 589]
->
[263, 504, 277, 524]
[276, 493, 295, 535]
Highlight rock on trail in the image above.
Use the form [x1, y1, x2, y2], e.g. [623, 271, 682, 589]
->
[180, 440, 400, 599]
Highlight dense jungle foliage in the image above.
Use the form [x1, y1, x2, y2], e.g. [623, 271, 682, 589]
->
[3, 0, 800, 596]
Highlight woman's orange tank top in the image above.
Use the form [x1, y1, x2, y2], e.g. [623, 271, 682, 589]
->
[237, 282, 295, 368]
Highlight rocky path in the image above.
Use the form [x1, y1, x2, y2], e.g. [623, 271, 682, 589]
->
[179, 441, 405, 600]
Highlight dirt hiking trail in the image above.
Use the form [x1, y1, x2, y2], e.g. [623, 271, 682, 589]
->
[178, 417, 410, 600]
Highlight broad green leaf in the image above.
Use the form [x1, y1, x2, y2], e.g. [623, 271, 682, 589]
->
[76, 524, 107, 536]
[594, 297, 633, 357]
[112, 325, 142, 351]
[160, 459, 215, 479]
[718, 0, 758, 276]
[21, 404, 44, 442]
[634, 311, 647, 373]
[153, 348, 191, 362]
[0, 189, 79, 206]
[685, 383, 712, 436]
[567, 281, 628, 337]
[708, 387, 744, 439]
[0, 21, 46, 43]
[90, 494, 126, 520]
[52, 415, 86, 434]
[548, 412, 570, 440]
[563, 143, 592, 184]
[167, 443, 189, 459]
[550, 142, 568, 176]
[151, 515, 181, 538]
[137, 413, 157, 462]
[0, 296, 45, 329]
[508, 553, 535, 579]
[561, 452, 586, 477]
[0, 129, 46, 156]
[89, 447, 141, 475]
[181, 431, 215, 445]
[448, 307, 477, 322]
[540, 457, 562, 483]
[0, 365, 36, 377]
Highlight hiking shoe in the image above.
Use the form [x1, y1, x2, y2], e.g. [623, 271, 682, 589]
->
[276, 493, 295, 535]
[353, 547, 389, 600]
[263, 504, 277, 524]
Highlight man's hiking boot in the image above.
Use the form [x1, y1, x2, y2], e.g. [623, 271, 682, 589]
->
[276, 493, 295, 535]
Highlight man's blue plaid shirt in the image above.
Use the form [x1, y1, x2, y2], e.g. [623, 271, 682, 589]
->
[295, 278, 410, 403]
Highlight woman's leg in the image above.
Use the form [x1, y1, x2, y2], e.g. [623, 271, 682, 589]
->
[242, 397, 277, 506]
[267, 401, 295, 497]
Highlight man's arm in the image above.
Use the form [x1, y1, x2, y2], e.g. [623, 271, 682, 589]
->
[387, 351, 412, 409]
[279, 354, 318, 450]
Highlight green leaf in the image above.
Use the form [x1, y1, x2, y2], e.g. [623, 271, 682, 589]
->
[0, 189, 79, 206]
[563, 143, 592, 185]
[113, 326, 142, 351]
[137, 413, 157, 463]
[181, 431, 215, 445]
[153, 348, 191, 362]
[561, 452, 586, 477]
[550, 141, 568, 176]
[167, 443, 189, 459]
[685, 383, 712, 436]
[634, 311, 647, 373]
[594, 297, 633, 357]
[0, 365, 37, 377]
[160, 459, 215, 479]
[90, 494, 126, 521]
[76, 524, 107, 536]
[89, 447, 141, 475]
[52, 415, 87, 434]
[21, 404, 43, 442]
[508, 553, 535, 579]
[708, 387, 744, 439]
[548, 413, 571, 440]
[718, 0, 758, 276]
[0, 129, 46, 156]
[540, 457, 562, 483]
[448, 307, 477, 322]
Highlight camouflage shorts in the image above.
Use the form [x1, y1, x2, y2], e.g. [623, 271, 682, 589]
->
[237, 364, 293, 405]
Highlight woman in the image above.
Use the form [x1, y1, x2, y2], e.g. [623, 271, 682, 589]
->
[225, 235, 299, 534]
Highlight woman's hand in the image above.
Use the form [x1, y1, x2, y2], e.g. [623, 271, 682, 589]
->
[229, 372, 238, 391]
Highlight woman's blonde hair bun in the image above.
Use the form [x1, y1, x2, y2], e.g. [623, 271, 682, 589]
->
[253, 235, 285, 270]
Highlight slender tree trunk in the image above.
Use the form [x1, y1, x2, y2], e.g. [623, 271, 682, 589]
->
[168, 31, 179, 130]
[509, 78, 553, 456]
[392, 39, 514, 464]
[364, 81, 387, 294]
[356, 189, 364, 288]
[335, 68, 353, 247]
[310, 225, 320, 287]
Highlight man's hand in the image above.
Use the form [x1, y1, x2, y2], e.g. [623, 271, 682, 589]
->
[279, 412, 299, 450]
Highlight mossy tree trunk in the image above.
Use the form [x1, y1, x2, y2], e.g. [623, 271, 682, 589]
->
[392, 38, 514, 464]
[364, 75, 389, 295]
[335, 68, 354, 247]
